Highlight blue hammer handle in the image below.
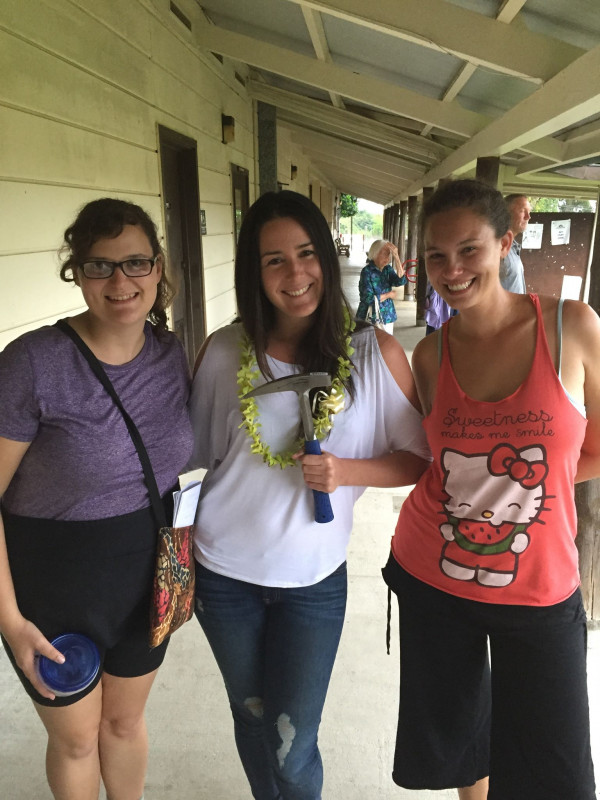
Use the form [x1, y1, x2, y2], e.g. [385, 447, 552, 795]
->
[304, 439, 334, 524]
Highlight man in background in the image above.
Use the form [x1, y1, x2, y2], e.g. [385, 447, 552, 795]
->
[501, 194, 531, 293]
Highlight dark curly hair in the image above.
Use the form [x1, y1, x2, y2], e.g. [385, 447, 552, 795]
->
[234, 190, 359, 396]
[59, 198, 174, 332]
[420, 179, 511, 241]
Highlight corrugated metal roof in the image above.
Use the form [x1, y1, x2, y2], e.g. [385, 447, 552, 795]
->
[195, 0, 600, 202]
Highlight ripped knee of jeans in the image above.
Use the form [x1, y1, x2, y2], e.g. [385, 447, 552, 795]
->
[244, 696, 264, 719]
[276, 713, 296, 768]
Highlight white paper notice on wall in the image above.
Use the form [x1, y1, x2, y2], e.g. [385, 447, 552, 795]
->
[522, 223, 543, 249]
[561, 275, 582, 300]
[551, 219, 571, 245]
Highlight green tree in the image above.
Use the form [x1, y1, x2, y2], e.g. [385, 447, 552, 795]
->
[563, 199, 595, 213]
[339, 194, 358, 218]
[353, 210, 374, 233]
[529, 196, 596, 214]
[351, 210, 383, 237]
[529, 197, 563, 212]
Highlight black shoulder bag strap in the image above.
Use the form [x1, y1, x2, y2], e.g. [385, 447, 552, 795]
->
[55, 319, 167, 528]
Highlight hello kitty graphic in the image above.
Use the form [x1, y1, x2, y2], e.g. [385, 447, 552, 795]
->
[439, 444, 549, 587]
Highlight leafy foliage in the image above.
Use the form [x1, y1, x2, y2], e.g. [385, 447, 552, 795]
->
[529, 196, 596, 213]
[339, 193, 358, 218]
[339, 210, 382, 236]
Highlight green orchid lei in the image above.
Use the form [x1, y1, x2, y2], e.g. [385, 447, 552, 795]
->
[238, 310, 356, 468]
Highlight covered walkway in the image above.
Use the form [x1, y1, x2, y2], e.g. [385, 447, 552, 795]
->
[2, 3, 600, 796]
[1, 250, 598, 800]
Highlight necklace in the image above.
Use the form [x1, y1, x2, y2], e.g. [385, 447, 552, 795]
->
[237, 311, 356, 468]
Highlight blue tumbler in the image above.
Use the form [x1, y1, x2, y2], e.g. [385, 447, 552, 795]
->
[36, 633, 100, 696]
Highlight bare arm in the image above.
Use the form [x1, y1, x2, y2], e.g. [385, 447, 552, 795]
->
[560, 302, 600, 483]
[298, 329, 430, 492]
[0, 437, 65, 698]
[410, 330, 441, 417]
[380, 244, 405, 300]
[389, 243, 404, 276]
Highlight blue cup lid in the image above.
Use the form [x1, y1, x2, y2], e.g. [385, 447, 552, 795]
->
[38, 633, 100, 695]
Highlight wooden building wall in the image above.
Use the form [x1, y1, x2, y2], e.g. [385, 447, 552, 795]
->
[0, 0, 338, 352]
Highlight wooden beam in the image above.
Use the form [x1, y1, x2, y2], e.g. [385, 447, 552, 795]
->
[287, 0, 583, 82]
[315, 159, 408, 192]
[420, 0, 521, 137]
[401, 43, 600, 197]
[496, 0, 528, 24]
[194, 19, 488, 137]
[247, 81, 450, 162]
[301, 6, 345, 109]
[562, 119, 600, 144]
[500, 167, 600, 199]
[562, 132, 600, 166]
[319, 173, 395, 204]
[420, 63, 477, 139]
[280, 122, 425, 178]
[311, 156, 409, 192]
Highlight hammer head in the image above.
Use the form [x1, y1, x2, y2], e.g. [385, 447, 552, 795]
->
[244, 372, 331, 400]
[243, 372, 332, 441]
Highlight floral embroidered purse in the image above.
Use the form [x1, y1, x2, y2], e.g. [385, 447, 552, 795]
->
[149, 524, 194, 647]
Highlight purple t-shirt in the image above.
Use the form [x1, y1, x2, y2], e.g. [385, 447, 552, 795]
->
[0, 322, 193, 520]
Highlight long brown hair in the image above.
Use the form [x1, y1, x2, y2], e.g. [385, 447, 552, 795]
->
[234, 191, 358, 395]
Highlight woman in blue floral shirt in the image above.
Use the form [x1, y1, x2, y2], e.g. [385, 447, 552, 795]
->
[356, 240, 407, 334]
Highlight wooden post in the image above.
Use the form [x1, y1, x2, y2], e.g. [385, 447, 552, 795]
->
[416, 187, 434, 326]
[575, 482, 600, 624]
[390, 203, 403, 299]
[382, 207, 389, 241]
[575, 193, 600, 623]
[475, 156, 500, 187]
[392, 203, 401, 249]
[399, 200, 408, 263]
[406, 195, 419, 302]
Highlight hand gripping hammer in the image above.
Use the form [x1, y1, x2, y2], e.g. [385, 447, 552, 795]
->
[244, 372, 334, 524]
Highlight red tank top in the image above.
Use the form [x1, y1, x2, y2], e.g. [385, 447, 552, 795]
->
[392, 294, 587, 606]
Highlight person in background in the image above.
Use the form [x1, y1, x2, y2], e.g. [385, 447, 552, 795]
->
[356, 239, 407, 334]
[0, 199, 193, 800]
[383, 179, 599, 800]
[499, 193, 531, 293]
[424, 281, 456, 335]
[188, 191, 430, 800]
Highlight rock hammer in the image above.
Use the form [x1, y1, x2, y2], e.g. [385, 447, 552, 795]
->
[244, 372, 334, 523]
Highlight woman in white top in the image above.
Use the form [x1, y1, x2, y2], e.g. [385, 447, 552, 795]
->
[188, 190, 430, 800]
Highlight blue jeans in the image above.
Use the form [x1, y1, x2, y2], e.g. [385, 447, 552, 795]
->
[194, 561, 347, 800]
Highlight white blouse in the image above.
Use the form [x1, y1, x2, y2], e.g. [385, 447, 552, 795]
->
[188, 323, 429, 587]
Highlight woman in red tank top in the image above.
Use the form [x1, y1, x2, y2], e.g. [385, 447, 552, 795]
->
[384, 179, 600, 800]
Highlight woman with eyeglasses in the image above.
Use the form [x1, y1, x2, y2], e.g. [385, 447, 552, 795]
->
[0, 198, 193, 800]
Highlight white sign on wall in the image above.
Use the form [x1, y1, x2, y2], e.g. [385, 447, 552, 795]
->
[561, 274, 582, 300]
[522, 223, 543, 249]
[551, 219, 571, 245]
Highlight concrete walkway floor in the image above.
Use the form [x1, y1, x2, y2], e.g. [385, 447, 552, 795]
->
[1, 254, 598, 798]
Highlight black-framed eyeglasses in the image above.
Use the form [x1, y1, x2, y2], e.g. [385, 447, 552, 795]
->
[79, 256, 159, 279]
